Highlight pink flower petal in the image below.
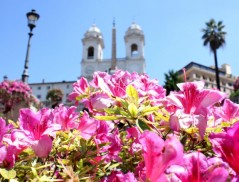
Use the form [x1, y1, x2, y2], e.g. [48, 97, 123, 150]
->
[32, 135, 52, 158]
[78, 112, 98, 139]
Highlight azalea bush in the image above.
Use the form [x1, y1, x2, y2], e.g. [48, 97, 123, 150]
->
[0, 80, 40, 120]
[0, 70, 239, 181]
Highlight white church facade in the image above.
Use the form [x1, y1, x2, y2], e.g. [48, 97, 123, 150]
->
[81, 22, 146, 80]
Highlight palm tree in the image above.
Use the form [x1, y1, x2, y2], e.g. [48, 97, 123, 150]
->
[164, 70, 183, 95]
[202, 19, 226, 90]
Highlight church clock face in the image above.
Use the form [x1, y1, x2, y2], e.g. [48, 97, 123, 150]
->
[85, 65, 95, 75]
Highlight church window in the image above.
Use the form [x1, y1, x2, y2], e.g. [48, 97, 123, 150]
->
[88, 47, 94, 59]
[131, 44, 139, 57]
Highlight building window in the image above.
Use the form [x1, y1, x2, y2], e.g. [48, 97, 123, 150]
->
[66, 85, 70, 89]
[196, 74, 200, 78]
[87, 46, 94, 59]
[47, 86, 51, 90]
[37, 95, 41, 99]
[37, 86, 41, 90]
[209, 78, 214, 82]
[131, 44, 138, 57]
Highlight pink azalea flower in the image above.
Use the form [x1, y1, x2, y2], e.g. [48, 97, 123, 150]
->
[94, 120, 122, 163]
[68, 77, 89, 101]
[53, 104, 79, 131]
[126, 127, 142, 154]
[109, 70, 133, 98]
[83, 92, 114, 112]
[0, 118, 8, 142]
[0, 145, 7, 165]
[132, 74, 166, 105]
[183, 152, 209, 181]
[210, 122, 239, 174]
[134, 162, 146, 181]
[13, 108, 61, 157]
[90, 72, 113, 95]
[206, 167, 229, 182]
[206, 158, 230, 182]
[0, 118, 12, 166]
[214, 99, 239, 123]
[104, 129, 122, 162]
[101, 171, 137, 182]
[91, 70, 132, 98]
[139, 131, 183, 182]
[1, 132, 25, 169]
[96, 120, 114, 139]
[94, 120, 114, 148]
[167, 81, 226, 137]
[1, 145, 17, 169]
[166, 153, 229, 182]
[78, 112, 98, 139]
[31, 135, 53, 158]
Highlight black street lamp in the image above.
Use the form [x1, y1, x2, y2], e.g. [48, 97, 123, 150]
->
[22, 9, 40, 83]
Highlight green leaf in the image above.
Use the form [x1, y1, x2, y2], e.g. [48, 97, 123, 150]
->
[140, 106, 159, 116]
[94, 115, 120, 121]
[136, 119, 151, 132]
[31, 167, 38, 178]
[116, 97, 129, 108]
[103, 162, 111, 170]
[126, 85, 138, 103]
[180, 134, 188, 146]
[0, 169, 16, 179]
[107, 163, 120, 170]
[104, 107, 120, 115]
[35, 163, 52, 170]
[119, 110, 130, 117]
[78, 159, 83, 168]
[76, 94, 88, 101]
[128, 103, 138, 118]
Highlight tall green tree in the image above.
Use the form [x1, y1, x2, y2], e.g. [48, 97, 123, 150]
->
[202, 19, 226, 91]
[164, 70, 183, 95]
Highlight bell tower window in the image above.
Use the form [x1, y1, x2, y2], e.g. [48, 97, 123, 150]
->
[131, 44, 138, 57]
[88, 46, 94, 59]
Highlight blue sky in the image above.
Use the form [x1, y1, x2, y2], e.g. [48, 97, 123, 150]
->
[1, 1, 239, 85]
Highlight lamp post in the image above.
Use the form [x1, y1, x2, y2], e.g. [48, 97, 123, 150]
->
[22, 9, 40, 83]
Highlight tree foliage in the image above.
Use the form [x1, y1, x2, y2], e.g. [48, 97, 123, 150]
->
[46, 88, 64, 108]
[163, 70, 183, 95]
[202, 19, 226, 90]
